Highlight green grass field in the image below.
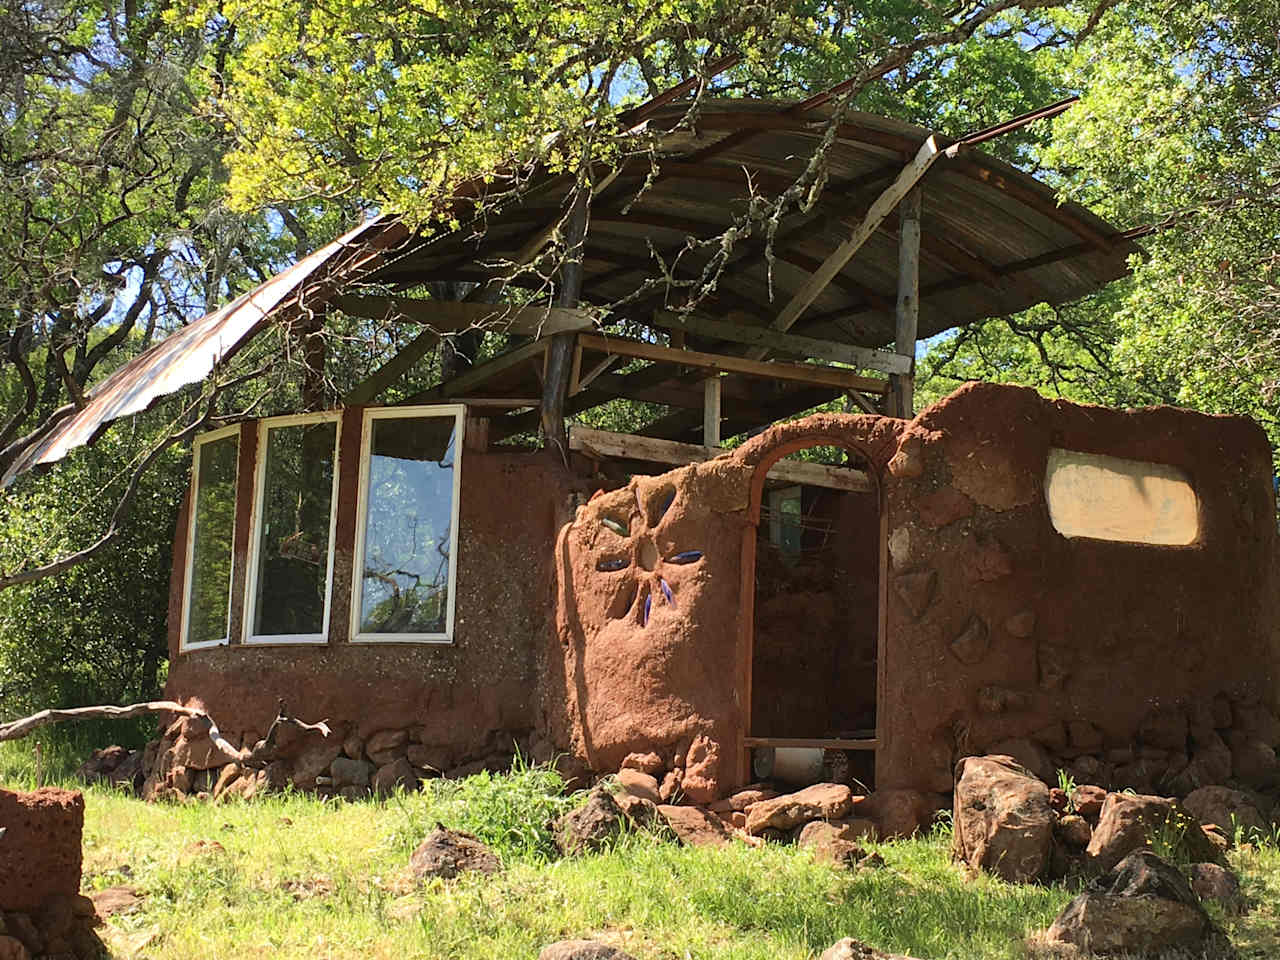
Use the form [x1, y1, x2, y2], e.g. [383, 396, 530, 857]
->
[3, 741, 1279, 960]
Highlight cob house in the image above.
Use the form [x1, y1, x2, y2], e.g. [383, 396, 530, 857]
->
[8, 92, 1278, 806]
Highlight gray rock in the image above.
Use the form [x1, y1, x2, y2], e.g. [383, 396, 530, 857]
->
[819, 938, 925, 959]
[372, 757, 418, 795]
[409, 826, 500, 879]
[329, 757, 373, 789]
[554, 789, 625, 855]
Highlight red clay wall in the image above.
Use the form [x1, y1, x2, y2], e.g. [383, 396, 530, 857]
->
[876, 382, 1280, 792]
[165, 444, 578, 769]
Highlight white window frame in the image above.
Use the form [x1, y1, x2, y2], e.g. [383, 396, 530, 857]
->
[350, 404, 466, 644]
[179, 424, 241, 653]
[243, 411, 343, 645]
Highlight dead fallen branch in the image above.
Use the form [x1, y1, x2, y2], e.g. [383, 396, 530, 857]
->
[0, 698, 330, 769]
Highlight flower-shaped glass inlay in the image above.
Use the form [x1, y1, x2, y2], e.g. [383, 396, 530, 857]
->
[594, 486, 703, 627]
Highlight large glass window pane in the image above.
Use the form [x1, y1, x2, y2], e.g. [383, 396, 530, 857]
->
[252, 419, 338, 637]
[185, 433, 238, 648]
[357, 414, 458, 637]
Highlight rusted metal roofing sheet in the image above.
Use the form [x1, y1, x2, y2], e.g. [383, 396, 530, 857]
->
[2, 218, 396, 485]
[5, 98, 1142, 483]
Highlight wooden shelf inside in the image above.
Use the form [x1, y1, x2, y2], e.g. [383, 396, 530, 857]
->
[744, 736, 878, 752]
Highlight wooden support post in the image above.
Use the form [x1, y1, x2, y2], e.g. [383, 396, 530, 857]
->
[890, 187, 921, 418]
[703, 376, 721, 448]
[541, 180, 591, 456]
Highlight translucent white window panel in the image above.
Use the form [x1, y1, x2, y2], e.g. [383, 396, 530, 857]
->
[1045, 448, 1198, 545]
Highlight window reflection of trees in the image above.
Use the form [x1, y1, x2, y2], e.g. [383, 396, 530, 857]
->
[187, 435, 237, 646]
[254, 421, 337, 637]
[359, 416, 456, 636]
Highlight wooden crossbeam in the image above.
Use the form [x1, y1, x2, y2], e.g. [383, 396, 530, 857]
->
[650, 312, 910, 375]
[403, 338, 549, 404]
[757, 135, 942, 355]
[577, 333, 888, 394]
[569, 426, 873, 493]
[332, 296, 594, 336]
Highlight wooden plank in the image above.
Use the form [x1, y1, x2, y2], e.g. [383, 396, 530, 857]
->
[542, 181, 591, 452]
[568, 426, 873, 493]
[576, 333, 889, 394]
[331, 295, 594, 336]
[574, 354, 618, 395]
[403, 339, 548, 403]
[344, 326, 441, 404]
[742, 736, 879, 751]
[891, 187, 921, 418]
[756, 135, 941, 351]
[703, 376, 721, 447]
[651, 312, 910, 375]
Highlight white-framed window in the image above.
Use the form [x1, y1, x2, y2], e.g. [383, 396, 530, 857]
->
[180, 425, 240, 652]
[243, 412, 342, 644]
[351, 405, 465, 643]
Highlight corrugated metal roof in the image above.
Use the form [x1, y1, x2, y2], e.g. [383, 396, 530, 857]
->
[5, 98, 1141, 483]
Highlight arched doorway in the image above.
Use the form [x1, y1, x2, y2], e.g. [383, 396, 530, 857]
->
[741, 438, 884, 790]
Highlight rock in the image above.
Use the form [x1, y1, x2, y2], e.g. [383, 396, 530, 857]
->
[658, 770, 681, 802]
[409, 826, 501, 879]
[89, 885, 143, 919]
[797, 821, 867, 867]
[819, 938, 925, 960]
[405, 745, 444, 774]
[831, 817, 879, 842]
[330, 757, 374, 789]
[616, 769, 660, 804]
[0, 935, 30, 960]
[893, 571, 937, 619]
[1183, 785, 1268, 837]
[1189, 862, 1244, 913]
[950, 616, 990, 665]
[1067, 720, 1104, 754]
[289, 737, 344, 790]
[1138, 707, 1188, 751]
[744, 783, 852, 835]
[1046, 851, 1207, 955]
[918, 486, 974, 529]
[211, 764, 242, 798]
[1228, 733, 1279, 788]
[1055, 814, 1092, 849]
[1048, 787, 1068, 813]
[1071, 785, 1107, 820]
[1004, 610, 1037, 638]
[75, 745, 130, 783]
[372, 758, 418, 795]
[342, 732, 365, 762]
[555, 790, 626, 855]
[985, 738, 1054, 784]
[365, 729, 410, 766]
[952, 755, 1054, 883]
[619, 752, 664, 776]
[1166, 729, 1233, 796]
[710, 786, 778, 813]
[2, 914, 41, 957]
[656, 805, 733, 847]
[861, 789, 943, 840]
[1085, 792, 1221, 873]
[615, 794, 656, 826]
[1232, 700, 1280, 746]
[537, 940, 637, 960]
[169, 717, 238, 771]
[976, 685, 1031, 714]
[680, 735, 720, 804]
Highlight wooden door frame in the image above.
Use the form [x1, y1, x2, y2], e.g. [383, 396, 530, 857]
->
[735, 433, 887, 789]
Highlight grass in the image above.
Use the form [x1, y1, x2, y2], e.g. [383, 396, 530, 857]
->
[4, 741, 1280, 960]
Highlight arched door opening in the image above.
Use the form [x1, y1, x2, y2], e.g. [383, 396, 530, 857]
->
[747, 442, 881, 790]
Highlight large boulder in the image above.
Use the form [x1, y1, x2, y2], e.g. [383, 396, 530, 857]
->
[409, 826, 501, 879]
[1085, 792, 1221, 874]
[952, 755, 1054, 883]
[555, 790, 626, 855]
[1182, 785, 1268, 837]
[1045, 851, 1207, 955]
[744, 783, 852, 835]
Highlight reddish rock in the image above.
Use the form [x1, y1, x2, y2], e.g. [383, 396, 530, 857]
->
[986, 739, 1055, 784]
[74, 746, 129, 783]
[916, 486, 973, 529]
[1048, 787, 1068, 813]
[797, 821, 869, 867]
[1055, 814, 1093, 849]
[342, 732, 365, 762]
[1066, 720, 1104, 753]
[949, 616, 990, 665]
[211, 764, 242, 798]
[744, 783, 853, 835]
[1227, 733, 1279, 788]
[1086, 793, 1221, 873]
[831, 817, 879, 842]
[289, 737, 344, 790]
[409, 826, 500, 879]
[952, 756, 1054, 882]
[1004, 610, 1036, 638]
[1189, 862, 1244, 913]
[406, 744, 446, 773]
[963, 535, 1013, 583]
[1167, 730, 1233, 795]
[169, 716, 238, 771]
[1232, 700, 1280, 746]
[372, 757, 418, 795]
[1071, 785, 1108, 820]
[710, 786, 778, 813]
[538, 940, 637, 960]
[1182, 785, 1268, 836]
[619, 752, 664, 776]
[658, 770, 681, 803]
[89, 885, 144, 919]
[0, 788, 83, 913]
[555, 790, 625, 855]
[679, 735, 721, 804]
[0, 935, 29, 960]
[365, 728, 410, 766]
[657, 804, 733, 847]
[616, 769, 660, 804]
[861, 788, 944, 840]
[820, 938, 925, 960]
[1138, 707, 1188, 751]
[615, 794, 656, 826]
[893, 571, 937, 620]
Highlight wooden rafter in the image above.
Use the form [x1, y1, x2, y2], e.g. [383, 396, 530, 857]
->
[403, 338, 549, 404]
